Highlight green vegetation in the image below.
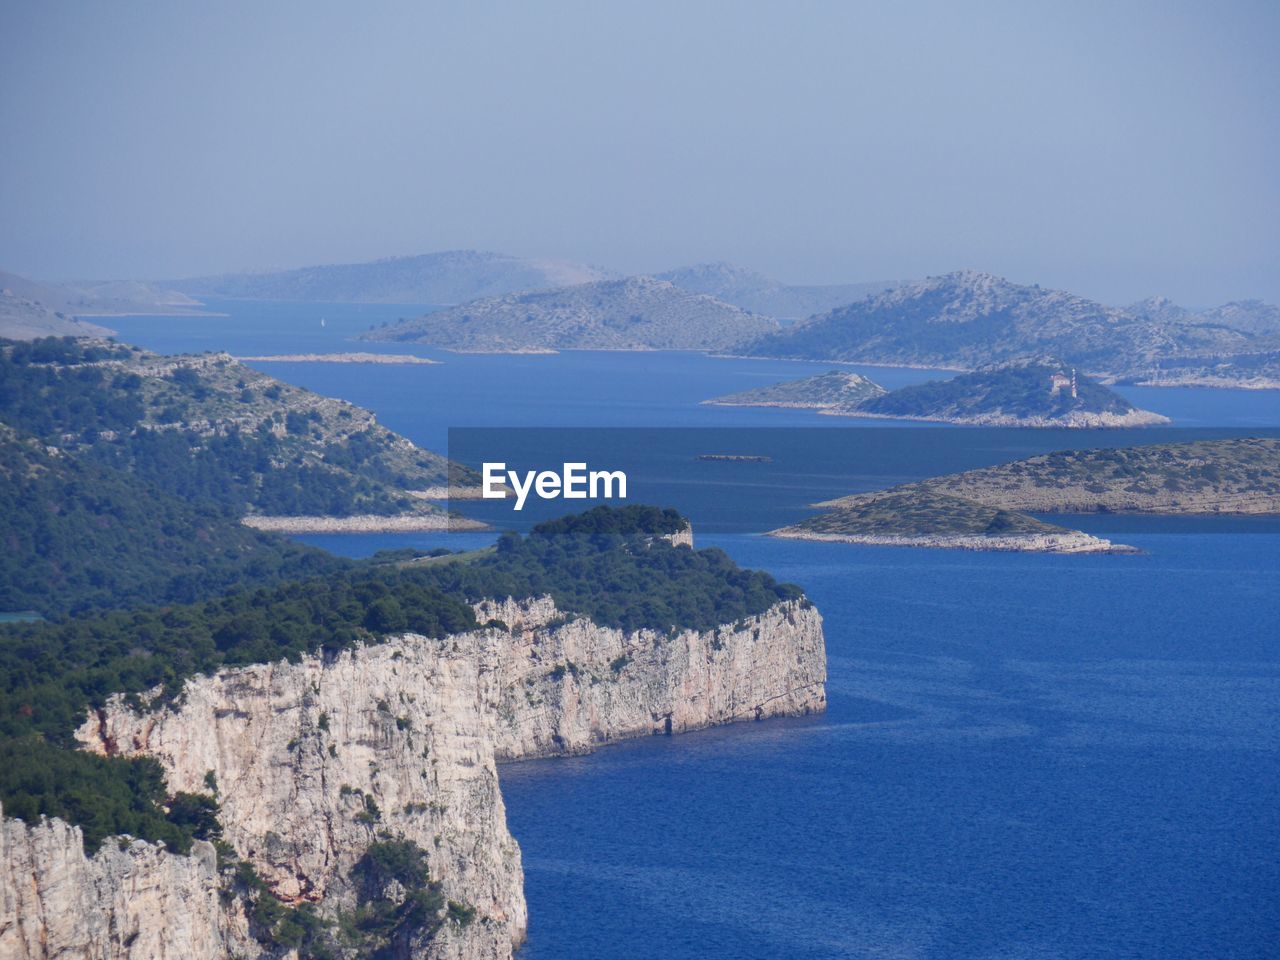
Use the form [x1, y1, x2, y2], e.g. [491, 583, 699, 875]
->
[863, 437, 1280, 514]
[0, 426, 345, 618]
[782, 490, 1065, 539]
[0, 574, 477, 746]
[856, 361, 1136, 421]
[226, 835, 464, 959]
[528, 504, 687, 537]
[0, 505, 802, 853]
[706, 369, 886, 408]
[427, 507, 800, 633]
[0, 337, 461, 519]
[0, 739, 219, 854]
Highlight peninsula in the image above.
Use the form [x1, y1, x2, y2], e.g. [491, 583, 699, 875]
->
[361, 275, 779, 353]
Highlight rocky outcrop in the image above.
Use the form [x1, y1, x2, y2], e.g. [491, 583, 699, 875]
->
[770, 528, 1133, 554]
[241, 513, 487, 533]
[474, 597, 826, 759]
[76, 633, 526, 960]
[56, 596, 825, 959]
[0, 809, 255, 960]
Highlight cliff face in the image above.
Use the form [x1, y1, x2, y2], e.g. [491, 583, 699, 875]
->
[474, 597, 826, 760]
[5, 596, 825, 960]
[0, 810, 254, 960]
[76, 633, 526, 960]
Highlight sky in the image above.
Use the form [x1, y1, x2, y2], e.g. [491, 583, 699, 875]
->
[1, 1, 1278, 306]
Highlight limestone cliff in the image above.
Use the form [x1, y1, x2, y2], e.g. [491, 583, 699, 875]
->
[6, 595, 825, 959]
[0, 810, 255, 960]
[75, 633, 526, 960]
[474, 596, 826, 759]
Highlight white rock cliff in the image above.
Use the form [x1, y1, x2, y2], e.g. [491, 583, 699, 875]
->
[4, 594, 826, 960]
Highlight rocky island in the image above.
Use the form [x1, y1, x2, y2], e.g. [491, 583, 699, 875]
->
[784, 437, 1280, 553]
[361, 276, 779, 353]
[706, 359, 1168, 427]
[770, 489, 1127, 553]
[819, 437, 1280, 515]
[704, 369, 886, 409]
[736, 270, 1280, 388]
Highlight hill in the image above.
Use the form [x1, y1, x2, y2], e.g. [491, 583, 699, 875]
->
[737, 270, 1260, 380]
[704, 369, 886, 409]
[656, 262, 897, 319]
[0, 271, 203, 338]
[819, 438, 1280, 515]
[850, 360, 1168, 426]
[1128, 296, 1280, 338]
[362, 275, 779, 352]
[703, 360, 1166, 426]
[0, 424, 342, 617]
[0, 337, 475, 525]
[1, 271, 118, 338]
[173, 250, 612, 303]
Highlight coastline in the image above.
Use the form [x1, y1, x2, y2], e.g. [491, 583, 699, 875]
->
[235, 352, 440, 364]
[242, 513, 489, 533]
[768, 527, 1135, 554]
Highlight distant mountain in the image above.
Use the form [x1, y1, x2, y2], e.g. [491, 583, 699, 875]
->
[1128, 295, 1280, 338]
[1124, 296, 1196, 326]
[362, 275, 779, 352]
[656, 262, 898, 319]
[174, 250, 614, 304]
[851, 359, 1168, 426]
[54, 279, 204, 316]
[0, 272, 114, 339]
[0, 269, 207, 338]
[704, 369, 886, 409]
[738, 270, 1255, 378]
[1191, 300, 1280, 338]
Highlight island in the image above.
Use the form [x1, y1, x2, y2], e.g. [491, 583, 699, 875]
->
[818, 437, 1280, 515]
[736, 269, 1280, 389]
[781, 437, 1280, 553]
[360, 275, 779, 353]
[769, 489, 1130, 553]
[705, 359, 1168, 427]
[703, 369, 885, 409]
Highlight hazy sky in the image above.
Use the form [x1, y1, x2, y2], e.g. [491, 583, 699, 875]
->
[2, 1, 1277, 305]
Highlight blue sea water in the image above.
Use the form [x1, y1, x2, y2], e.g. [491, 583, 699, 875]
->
[106, 303, 1280, 958]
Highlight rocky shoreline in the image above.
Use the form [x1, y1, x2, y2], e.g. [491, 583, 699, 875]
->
[242, 512, 488, 533]
[819, 407, 1171, 428]
[235, 352, 440, 364]
[769, 528, 1136, 554]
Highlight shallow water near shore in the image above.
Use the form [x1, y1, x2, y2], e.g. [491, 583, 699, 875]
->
[112, 303, 1280, 958]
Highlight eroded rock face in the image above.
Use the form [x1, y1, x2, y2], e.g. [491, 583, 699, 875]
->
[76, 633, 526, 960]
[474, 597, 827, 759]
[6, 597, 826, 960]
[0, 810, 255, 960]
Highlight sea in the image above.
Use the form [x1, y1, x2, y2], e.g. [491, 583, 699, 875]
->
[107, 301, 1280, 960]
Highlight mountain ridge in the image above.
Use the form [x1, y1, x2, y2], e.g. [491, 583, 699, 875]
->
[362, 275, 780, 352]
